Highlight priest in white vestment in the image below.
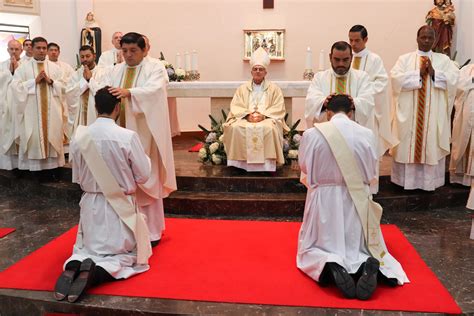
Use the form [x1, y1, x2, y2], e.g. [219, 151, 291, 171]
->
[390, 26, 459, 191]
[297, 95, 408, 300]
[450, 64, 474, 186]
[223, 47, 287, 172]
[0, 40, 22, 170]
[102, 32, 177, 245]
[56, 87, 151, 303]
[20, 39, 33, 63]
[65, 45, 107, 136]
[9, 37, 66, 171]
[349, 25, 397, 157]
[98, 31, 123, 67]
[305, 41, 374, 133]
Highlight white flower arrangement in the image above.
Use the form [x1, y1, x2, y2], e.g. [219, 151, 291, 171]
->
[209, 142, 220, 154]
[288, 149, 298, 159]
[197, 110, 228, 165]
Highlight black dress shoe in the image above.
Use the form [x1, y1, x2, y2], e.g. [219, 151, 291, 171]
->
[150, 239, 161, 248]
[67, 258, 96, 303]
[53, 267, 80, 301]
[327, 263, 356, 299]
[356, 257, 380, 300]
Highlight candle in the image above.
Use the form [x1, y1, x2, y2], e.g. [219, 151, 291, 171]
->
[175, 53, 182, 69]
[191, 50, 198, 71]
[184, 51, 191, 71]
[318, 49, 325, 71]
[305, 47, 312, 70]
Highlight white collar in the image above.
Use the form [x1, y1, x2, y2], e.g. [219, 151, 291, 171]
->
[417, 50, 432, 57]
[353, 48, 369, 58]
[331, 112, 350, 121]
[96, 117, 116, 123]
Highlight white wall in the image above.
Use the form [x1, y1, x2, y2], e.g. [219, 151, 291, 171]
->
[453, 0, 473, 66]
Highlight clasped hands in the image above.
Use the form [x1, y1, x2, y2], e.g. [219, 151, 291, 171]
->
[420, 59, 435, 78]
[246, 111, 265, 123]
[35, 70, 53, 85]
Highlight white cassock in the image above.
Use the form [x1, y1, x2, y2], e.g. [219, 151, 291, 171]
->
[20, 55, 32, 63]
[98, 48, 121, 67]
[352, 48, 398, 156]
[101, 60, 177, 242]
[66, 117, 151, 279]
[450, 65, 474, 187]
[390, 50, 459, 190]
[65, 65, 108, 136]
[51, 60, 75, 145]
[9, 59, 66, 170]
[305, 68, 375, 131]
[0, 59, 21, 169]
[297, 113, 409, 284]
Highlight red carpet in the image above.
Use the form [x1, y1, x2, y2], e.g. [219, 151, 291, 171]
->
[0, 228, 15, 238]
[0, 219, 461, 314]
[188, 143, 203, 152]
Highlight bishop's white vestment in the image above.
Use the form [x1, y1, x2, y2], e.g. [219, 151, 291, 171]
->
[352, 48, 398, 156]
[101, 60, 177, 242]
[0, 59, 21, 169]
[390, 50, 459, 190]
[65, 65, 108, 136]
[66, 117, 151, 278]
[223, 80, 287, 172]
[297, 113, 408, 284]
[9, 59, 66, 170]
[450, 65, 474, 187]
[98, 48, 121, 67]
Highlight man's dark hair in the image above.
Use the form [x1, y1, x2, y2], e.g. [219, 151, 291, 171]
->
[32, 37, 47, 48]
[79, 45, 95, 54]
[47, 42, 60, 50]
[23, 39, 32, 47]
[120, 32, 146, 50]
[330, 41, 352, 55]
[417, 25, 435, 37]
[327, 95, 354, 114]
[95, 86, 120, 115]
[349, 25, 368, 39]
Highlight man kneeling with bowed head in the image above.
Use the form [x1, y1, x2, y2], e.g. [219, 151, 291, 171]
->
[53, 87, 152, 303]
[297, 95, 408, 299]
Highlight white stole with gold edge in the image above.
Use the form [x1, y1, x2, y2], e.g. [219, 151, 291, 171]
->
[74, 125, 152, 264]
[314, 121, 386, 264]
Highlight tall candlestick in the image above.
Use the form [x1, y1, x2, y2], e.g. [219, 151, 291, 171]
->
[175, 53, 182, 69]
[318, 49, 325, 71]
[184, 51, 191, 71]
[305, 47, 312, 70]
[191, 50, 198, 71]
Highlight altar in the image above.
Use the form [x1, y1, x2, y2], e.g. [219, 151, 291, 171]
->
[167, 81, 311, 124]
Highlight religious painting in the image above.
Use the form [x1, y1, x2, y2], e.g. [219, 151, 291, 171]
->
[1, 0, 39, 14]
[0, 23, 29, 61]
[243, 29, 285, 60]
[3, 0, 33, 7]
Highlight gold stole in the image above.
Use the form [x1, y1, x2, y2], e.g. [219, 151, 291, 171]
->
[414, 56, 429, 163]
[37, 62, 49, 157]
[81, 89, 89, 125]
[335, 76, 347, 94]
[352, 56, 362, 70]
[119, 67, 137, 128]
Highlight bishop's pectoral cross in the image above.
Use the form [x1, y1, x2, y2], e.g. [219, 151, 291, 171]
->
[263, 0, 274, 9]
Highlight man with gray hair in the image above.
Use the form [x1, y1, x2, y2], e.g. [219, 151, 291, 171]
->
[98, 31, 123, 67]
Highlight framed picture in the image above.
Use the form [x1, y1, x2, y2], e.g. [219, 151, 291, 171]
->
[0, 23, 30, 61]
[243, 29, 285, 61]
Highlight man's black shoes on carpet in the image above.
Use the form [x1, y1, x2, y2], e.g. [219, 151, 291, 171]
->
[326, 262, 356, 299]
[356, 257, 380, 300]
[53, 263, 80, 301]
[67, 258, 96, 303]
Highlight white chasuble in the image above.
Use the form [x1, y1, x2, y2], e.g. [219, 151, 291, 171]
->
[66, 118, 151, 279]
[305, 69, 375, 132]
[98, 49, 120, 68]
[390, 51, 459, 190]
[10, 59, 65, 170]
[65, 65, 108, 136]
[450, 65, 474, 186]
[223, 80, 287, 172]
[352, 49, 398, 156]
[100, 60, 176, 241]
[0, 59, 21, 169]
[297, 114, 409, 284]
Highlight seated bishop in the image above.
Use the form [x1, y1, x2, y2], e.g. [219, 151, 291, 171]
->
[223, 47, 287, 172]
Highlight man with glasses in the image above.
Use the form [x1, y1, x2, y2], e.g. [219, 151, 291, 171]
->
[223, 47, 287, 172]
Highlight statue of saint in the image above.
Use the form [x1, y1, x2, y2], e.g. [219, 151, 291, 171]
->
[80, 12, 102, 62]
[426, 0, 455, 56]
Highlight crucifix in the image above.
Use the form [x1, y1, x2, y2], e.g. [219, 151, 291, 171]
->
[263, 0, 274, 9]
